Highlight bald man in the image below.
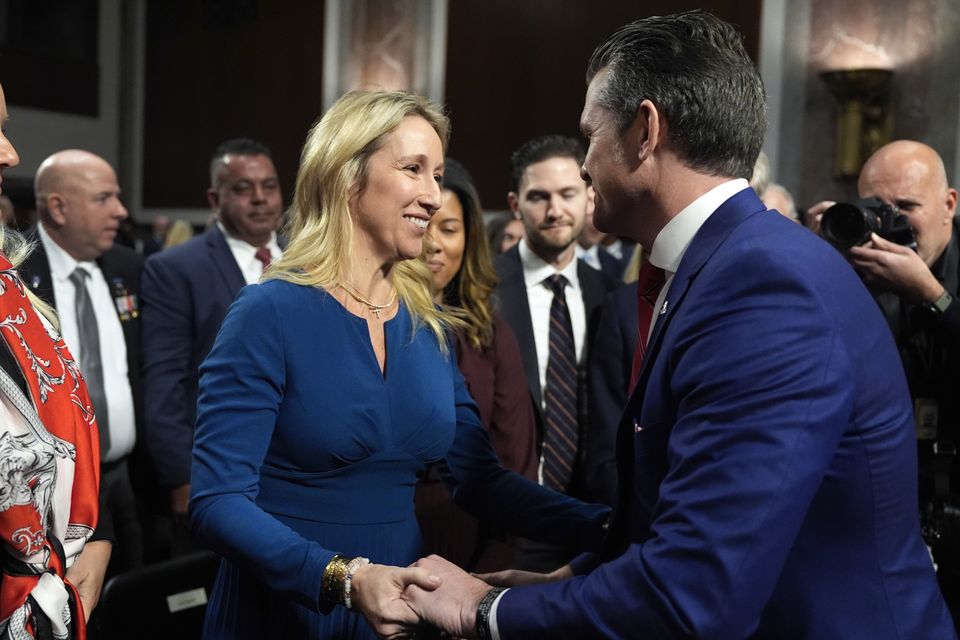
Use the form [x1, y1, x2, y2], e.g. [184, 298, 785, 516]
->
[20, 149, 146, 574]
[848, 140, 960, 609]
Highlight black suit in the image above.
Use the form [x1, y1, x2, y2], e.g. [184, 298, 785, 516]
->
[596, 238, 638, 281]
[492, 245, 616, 503]
[19, 229, 145, 572]
[585, 282, 638, 506]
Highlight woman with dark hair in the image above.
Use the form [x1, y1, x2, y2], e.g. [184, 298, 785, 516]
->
[418, 158, 538, 571]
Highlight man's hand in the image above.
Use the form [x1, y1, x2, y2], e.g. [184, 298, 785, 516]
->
[475, 563, 572, 588]
[350, 563, 441, 639]
[804, 200, 835, 235]
[403, 555, 492, 640]
[170, 483, 190, 516]
[65, 540, 112, 622]
[849, 233, 945, 302]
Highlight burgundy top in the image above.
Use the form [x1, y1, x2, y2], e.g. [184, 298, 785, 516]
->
[415, 312, 539, 571]
[454, 313, 538, 481]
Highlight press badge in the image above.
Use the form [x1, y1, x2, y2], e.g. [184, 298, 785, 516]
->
[915, 398, 939, 440]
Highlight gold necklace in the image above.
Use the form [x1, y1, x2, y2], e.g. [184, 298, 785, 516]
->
[338, 282, 397, 319]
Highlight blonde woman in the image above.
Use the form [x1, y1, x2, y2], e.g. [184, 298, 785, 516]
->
[190, 91, 608, 639]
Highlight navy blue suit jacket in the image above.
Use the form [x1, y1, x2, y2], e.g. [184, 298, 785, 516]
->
[496, 188, 955, 638]
[142, 225, 262, 488]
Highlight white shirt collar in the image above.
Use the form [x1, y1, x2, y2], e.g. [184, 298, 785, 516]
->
[519, 239, 581, 292]
[37, 222, 96, 282]
[649, 178, 748, 274]
[216, 221, 280, 256]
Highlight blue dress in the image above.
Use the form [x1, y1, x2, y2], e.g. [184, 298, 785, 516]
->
[190, 280, 607, 639]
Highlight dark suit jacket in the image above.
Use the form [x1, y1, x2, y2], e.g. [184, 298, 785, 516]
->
[596, 238, 637, 281]
[496, 188, 956, 638]
[585, 282, 637, 506]
[493, 245, 616, 502]
[141, 225, 282, 488]
[19, 230, 145, 437]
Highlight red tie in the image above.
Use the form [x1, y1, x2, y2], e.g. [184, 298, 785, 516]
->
[628, 261, 666, 394]
[255, 246, 272, 271]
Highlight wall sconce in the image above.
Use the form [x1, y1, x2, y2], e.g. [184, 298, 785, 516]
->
[819, 68, 894, 180]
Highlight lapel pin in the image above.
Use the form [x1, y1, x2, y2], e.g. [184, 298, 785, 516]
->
[660, 300, 669, 315]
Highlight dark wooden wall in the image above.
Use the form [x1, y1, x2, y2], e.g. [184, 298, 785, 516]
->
[443, 1, 762, 209]
[144, 0, 325, 208]
[143, 1, 760, 209]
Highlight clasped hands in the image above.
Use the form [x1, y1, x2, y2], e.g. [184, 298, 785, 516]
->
[351, 555, 571, 639]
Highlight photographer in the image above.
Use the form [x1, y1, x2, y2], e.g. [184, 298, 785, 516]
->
[810, 139, 960, 609]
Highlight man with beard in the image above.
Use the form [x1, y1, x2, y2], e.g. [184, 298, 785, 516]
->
[141, 138, 284, 555]
[494, 135, 617, 570]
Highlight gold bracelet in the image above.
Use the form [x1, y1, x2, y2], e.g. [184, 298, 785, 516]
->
[321, 554, 352, 605]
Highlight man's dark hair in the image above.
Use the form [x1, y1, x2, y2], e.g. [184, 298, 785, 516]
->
[510, 135, 585, 192]
[209, 138, 273, 186]
[586, 10, 765, 180]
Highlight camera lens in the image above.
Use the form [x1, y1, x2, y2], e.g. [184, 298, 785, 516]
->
[821, 202, 872, 249]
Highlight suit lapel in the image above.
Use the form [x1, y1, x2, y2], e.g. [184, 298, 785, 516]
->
[607, 187, 767, 550]
[207, 226, 246, 296]
[494, 247, 541, 410]
[20, 230, 56, 309]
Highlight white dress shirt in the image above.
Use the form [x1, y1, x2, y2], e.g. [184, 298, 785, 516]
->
[575, 244, 602, 271]
[646, 178, 749, 339]
[217, 222, 282, 285]
[518, 239, 587, 406]
[487, 178, 750, 639]
[38, 223, 136, 462]
[519, 239, 587, 486]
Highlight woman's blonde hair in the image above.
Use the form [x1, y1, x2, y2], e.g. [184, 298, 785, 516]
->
[266, 90, 455, 347]
[163, 219, 195, 249]
[0, 226, 59, 328]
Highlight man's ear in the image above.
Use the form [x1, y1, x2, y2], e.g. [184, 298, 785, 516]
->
[586, 185, 596, 217]
[628, 99, 663, 165]
[45, 194, 68, 227]
[944, 187, 958, 223]
[507, 191, 520, 216]
[206, 187, 220, 212]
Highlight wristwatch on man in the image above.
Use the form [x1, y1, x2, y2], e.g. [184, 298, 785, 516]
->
[923, 289, 953, 316]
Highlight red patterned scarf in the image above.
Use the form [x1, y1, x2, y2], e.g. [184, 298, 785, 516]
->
[0, 253, 99, 639]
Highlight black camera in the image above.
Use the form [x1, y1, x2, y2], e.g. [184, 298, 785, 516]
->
[820, 197, 917, 250]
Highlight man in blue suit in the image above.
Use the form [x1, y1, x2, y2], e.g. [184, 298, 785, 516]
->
[141, 138, 284, 554]
[405, 11, 955, 638]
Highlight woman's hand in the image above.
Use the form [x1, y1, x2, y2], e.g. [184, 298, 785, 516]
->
[65, 540, 112, 621]
[350, 563, 441, 639]
[474, 563, 573, 588]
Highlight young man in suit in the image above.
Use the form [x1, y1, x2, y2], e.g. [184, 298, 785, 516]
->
[493, 135, 617, 569]
[21, 149, 144, 575]
[140, 138, 283, 554]
[406, 11, 955, 639]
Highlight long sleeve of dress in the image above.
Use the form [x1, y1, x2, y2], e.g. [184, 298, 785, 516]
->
[442, 350, 609, 550]
[189, 285, 335, 611]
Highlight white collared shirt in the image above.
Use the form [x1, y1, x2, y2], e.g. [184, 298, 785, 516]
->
[646, 178, 749, 339]
[575, 244, 602, 271]
[217, 222, 282, 285]
[518, 239, 588, 405]
[37, 223, 136, 462]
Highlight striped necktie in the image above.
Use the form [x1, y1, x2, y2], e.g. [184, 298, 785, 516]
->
[542, 273, 578, 491]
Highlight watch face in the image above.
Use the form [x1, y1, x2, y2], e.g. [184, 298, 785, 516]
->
[933, 291, 953, 314]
